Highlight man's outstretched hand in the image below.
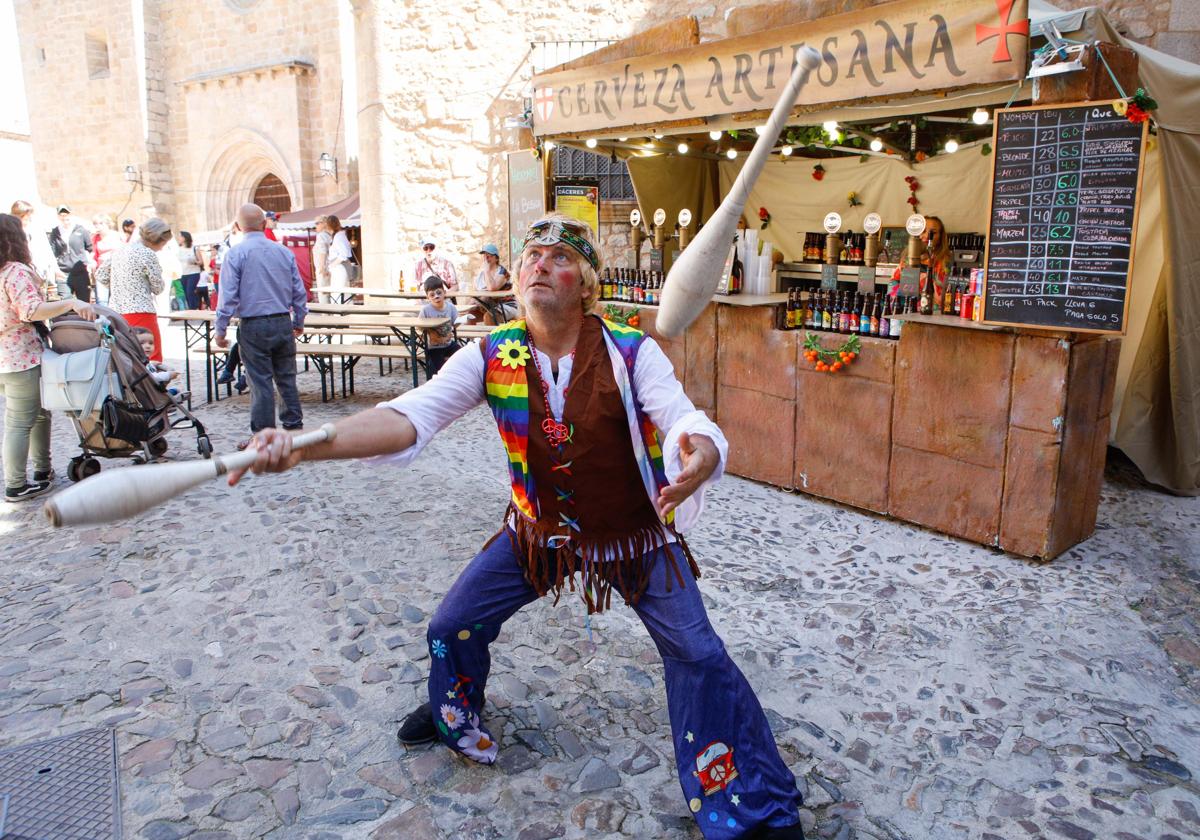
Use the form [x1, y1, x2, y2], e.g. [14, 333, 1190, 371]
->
[656, 433, 719, 519]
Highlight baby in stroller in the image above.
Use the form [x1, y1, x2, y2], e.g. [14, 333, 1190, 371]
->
[42, 305, 212, 481]
[131, 327, 181, 396]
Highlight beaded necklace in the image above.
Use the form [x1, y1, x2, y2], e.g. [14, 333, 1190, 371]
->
[526, 334, 576, 445]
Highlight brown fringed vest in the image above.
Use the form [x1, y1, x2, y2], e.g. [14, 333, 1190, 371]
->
[485, 316, 699, 613]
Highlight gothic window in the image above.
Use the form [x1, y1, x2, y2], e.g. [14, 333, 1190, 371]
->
[252, 174, 292, 215]
[553, 147, 636, 201]
[85, 32, 109, 80]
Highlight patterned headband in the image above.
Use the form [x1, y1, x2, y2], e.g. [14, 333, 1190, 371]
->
[523, 220, 599, 271]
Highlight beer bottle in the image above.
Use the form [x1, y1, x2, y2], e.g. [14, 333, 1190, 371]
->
[918, 272, 933, 316]
[785, 290, 796, 329]
[848, 293, 861, 333]
[879, 295, 890, 338]
[953, 276, 964, 316]
[821, 291, 832, 331]
[942, 269, 955, 314]
[803, 289, 813, 329]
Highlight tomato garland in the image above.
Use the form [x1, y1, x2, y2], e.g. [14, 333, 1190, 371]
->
[802, 333, 861, 373]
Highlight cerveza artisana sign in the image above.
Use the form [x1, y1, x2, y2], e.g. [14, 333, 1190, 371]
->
[532, 0, 1029, 136]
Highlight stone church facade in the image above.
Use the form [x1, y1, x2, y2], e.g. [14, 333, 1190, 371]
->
[14, 0, 1198, 282]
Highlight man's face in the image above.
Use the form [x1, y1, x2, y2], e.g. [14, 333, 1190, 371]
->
[423, 244, 435, 256]
[58, 212, 70, 227]
[425, 286, 446, 305]
[518, 243, 583, 315]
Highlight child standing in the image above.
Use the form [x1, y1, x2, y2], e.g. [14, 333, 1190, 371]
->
[419, 275, 458, 378]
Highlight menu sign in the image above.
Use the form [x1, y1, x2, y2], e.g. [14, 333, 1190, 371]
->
[982, 103, 1147, 334]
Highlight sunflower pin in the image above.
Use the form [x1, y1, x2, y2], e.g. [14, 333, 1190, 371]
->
[497, 338, 531, 369]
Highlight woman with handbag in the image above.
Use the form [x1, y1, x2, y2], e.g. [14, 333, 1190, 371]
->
[0, 214, 96, 502]
[96, 218, 171, 361]
[326, 215, 358, 288]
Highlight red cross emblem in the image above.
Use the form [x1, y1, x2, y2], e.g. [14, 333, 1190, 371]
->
[976, 0, 1029, 63]
[534, 87, 555, 124]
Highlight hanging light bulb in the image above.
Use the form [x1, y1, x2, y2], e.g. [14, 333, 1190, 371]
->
[823, 120, 838, 135]
[585, 138, 598, 148]
[617, 136, 628, 141]
[544, 141, 556, 151]
[944, 139, 959, 154]
[972, 108, 989, 125]
[726, 148, 738, 160]
[755, 125, 766, 135]
[654, 133, 664, 139]
[780, 145, 793, 156]
[677, 142, 689, 154]
[708, 129, 722, 140]
[870, 137, 883, 152]
[644, 140, 656, 148]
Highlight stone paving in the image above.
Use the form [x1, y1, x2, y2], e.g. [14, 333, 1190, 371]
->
[2, 326, 1199, 840]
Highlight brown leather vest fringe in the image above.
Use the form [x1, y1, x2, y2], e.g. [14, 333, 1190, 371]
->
[490, 316, 700, 613]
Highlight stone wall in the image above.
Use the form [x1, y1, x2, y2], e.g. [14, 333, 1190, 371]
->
[14, 0, 352, 234]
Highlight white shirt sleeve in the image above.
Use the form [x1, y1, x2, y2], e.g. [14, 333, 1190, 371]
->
[631, 338, 728, 531]
[363, 339, 487, 468]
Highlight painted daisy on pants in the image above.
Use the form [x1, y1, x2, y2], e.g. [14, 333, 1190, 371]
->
[456, 712, 498, 764]
[440, 704, 463, 730]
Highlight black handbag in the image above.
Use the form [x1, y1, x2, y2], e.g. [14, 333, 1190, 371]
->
[101, 396, 152, 443]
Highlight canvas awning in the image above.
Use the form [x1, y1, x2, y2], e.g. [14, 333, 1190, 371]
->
[276, 194, 360, 230]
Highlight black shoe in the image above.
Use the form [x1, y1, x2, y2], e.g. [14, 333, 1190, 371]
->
[397, 703, 437, 745]
[33, 468, 55, 483]
[282, 424, 303, 431]
[216, 369, 234, 385]
[748, 823, 805, 840]
[235, 376, 247, 394]
[5, 481, 52, 503]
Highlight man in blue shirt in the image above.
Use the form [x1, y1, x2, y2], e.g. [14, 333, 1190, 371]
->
[215, 203, 308, 440]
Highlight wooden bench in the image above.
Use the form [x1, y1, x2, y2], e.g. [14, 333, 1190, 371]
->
[206, 341, 422, 402]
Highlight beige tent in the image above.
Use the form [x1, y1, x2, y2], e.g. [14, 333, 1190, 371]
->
[623, 2, 1199, 494]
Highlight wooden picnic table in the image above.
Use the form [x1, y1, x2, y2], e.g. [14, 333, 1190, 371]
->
[307, 301, 422, 316]
[164, 309, 450, 400]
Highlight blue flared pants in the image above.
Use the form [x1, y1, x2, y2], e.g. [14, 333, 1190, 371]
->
[423, 530, 803, 838]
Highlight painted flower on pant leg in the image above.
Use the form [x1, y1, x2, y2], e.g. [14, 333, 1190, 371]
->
[456, 712, 498, 764]
[440, 704, 463, 731]
[431, 639, 447, 658]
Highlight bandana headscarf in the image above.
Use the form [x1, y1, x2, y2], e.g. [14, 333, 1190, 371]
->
[522, 220, 599, 271]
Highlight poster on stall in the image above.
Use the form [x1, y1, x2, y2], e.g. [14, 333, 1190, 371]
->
[554, 182, 600, 237]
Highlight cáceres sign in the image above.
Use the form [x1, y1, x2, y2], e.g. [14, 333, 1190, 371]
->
[532, 0, 1029, 136]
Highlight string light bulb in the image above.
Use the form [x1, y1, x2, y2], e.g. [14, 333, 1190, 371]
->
[617, 136, 628, 141]
[654, 133, 663, 139]
[823, 120, 838, 135]
[972, 108, 989, 125]
[585, 138, 598, 148]
[726, 148, 738, 160]
[870, 137, 883, 152]
[780, 145, 793, 156]
[544, 141, 556, 151]
[677, 142, 689, 154]
[944, 139, 959, 153]
[709, 130, 722, 140]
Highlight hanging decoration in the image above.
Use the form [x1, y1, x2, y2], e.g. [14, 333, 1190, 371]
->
[758, 206, 771, 229]
[847, 191, 861, 208]
[803, 334, 861, 373]
[904, 175, 921, 211]
[603, 304, 640, 328]
[1112, 87, 1156, 125]
[811, 163, 825, 181]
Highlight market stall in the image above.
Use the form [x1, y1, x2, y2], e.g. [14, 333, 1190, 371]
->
[530, 0, 1197, 557]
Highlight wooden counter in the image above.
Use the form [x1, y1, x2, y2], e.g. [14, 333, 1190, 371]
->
[607, 299, 1120, 559]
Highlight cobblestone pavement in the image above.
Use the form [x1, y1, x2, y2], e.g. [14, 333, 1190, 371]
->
[2, 328, 1199, 840]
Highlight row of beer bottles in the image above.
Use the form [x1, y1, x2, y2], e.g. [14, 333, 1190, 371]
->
[601, 268, 666, 305]
[784, 288, 912, 339]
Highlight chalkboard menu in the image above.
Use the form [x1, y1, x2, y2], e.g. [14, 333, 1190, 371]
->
[507, 150, 544, 263]
[982, 103, 1147, 334]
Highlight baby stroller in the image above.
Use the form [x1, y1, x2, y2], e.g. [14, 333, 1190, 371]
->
[39, 305, 213, 482]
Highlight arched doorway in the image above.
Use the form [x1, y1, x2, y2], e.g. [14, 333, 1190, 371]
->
[253, 174, 292, 215]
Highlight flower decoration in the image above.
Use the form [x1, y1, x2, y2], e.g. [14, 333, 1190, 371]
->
[603, 304, 640, 327]
[496, 338, 531, 369]
[1132, 87, 1158, 112]
[1125, 103, 1149, 124]
[904, 175, 921, 213]
[431, 639, 447, 658]
[981, 143, 993, 156]
[915, 150, 928, 162]
[440, 704, 463, 730]
[847, 191, 861, 208]
[758, 206, 771, 229]
[1112, 99, 1128, 116]
[812, 163, 826, 181]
